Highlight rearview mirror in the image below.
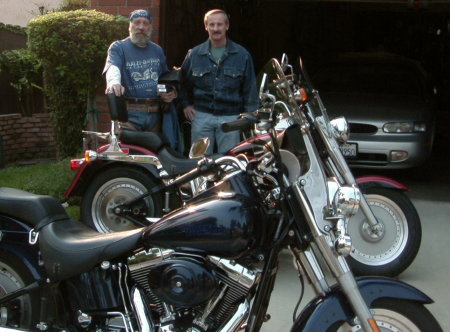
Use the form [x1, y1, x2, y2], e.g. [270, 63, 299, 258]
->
[189, 137, 210, 158]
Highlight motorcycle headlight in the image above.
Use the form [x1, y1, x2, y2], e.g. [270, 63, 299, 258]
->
[330, 116, 349, 143]
[333, 186, 360, 217]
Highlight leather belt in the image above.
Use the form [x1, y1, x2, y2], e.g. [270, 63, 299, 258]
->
[126, 102, 160, 113]
[125, 97, 160, 104]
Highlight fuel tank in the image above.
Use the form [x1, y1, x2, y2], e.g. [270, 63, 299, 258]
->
[142, 172, 262, 258]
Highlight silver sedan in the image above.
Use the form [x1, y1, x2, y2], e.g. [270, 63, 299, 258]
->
[312, 52, 436, 169]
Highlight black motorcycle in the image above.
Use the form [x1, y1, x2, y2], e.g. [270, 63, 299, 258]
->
[0, 57, 441, 331]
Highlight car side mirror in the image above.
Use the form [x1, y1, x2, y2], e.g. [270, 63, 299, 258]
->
[107, 93, 128, 122]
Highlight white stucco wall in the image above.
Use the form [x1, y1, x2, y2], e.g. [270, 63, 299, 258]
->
[0, 0, 63, 27]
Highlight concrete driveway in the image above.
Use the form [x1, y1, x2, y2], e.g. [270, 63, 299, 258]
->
[261, 135, 450, 331]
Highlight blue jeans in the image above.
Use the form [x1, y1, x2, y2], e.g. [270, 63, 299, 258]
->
[191, 111, 240, 155]
[127, 110, 160, 131]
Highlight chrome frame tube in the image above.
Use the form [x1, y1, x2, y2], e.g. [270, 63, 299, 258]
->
[106, 311, 133, 332]
[290, 246, 330, 296]
[291, 182, 376, 332]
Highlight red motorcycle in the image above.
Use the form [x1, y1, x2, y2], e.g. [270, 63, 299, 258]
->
[65, 55, 421, 278]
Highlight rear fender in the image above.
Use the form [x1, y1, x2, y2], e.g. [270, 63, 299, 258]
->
[64, 159, 160, 198]
[0, 216, 43, 281]
[356, 175, 408, 192]
[291, 277, 432, 332]
[64, 142, 160, 198]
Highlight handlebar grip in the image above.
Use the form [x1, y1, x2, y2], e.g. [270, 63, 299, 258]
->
[172, 166, 203, 186]
[170, 158, 216, 187]
[221, 118, 253, 132]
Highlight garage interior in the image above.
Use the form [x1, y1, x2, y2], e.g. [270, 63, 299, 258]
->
[160, 0, 450, 175]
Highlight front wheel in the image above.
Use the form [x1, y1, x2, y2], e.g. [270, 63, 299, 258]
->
[333, 298, 442, 331]
[81, 166, 164, 233]
[347, 187, 421, 277]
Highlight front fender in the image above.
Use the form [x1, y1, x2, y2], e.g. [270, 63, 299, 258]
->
[356, 175, 408, 191]
[291, 277, 432, 332]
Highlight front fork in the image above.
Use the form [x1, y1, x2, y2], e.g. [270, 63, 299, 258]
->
[325, 155, 381, 234]
[290, 182, 380, 332]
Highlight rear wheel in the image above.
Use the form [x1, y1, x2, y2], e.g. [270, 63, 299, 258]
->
[81, 167, 164, 233]
[333, 298, 442, 331]
[347, 188, 421, 277]
[0, 252, 39, 329]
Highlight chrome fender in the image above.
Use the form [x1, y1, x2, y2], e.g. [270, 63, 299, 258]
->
[356, 175, 408, 191]
[64, 143, 159, 198]
[291, 277, 432, 332]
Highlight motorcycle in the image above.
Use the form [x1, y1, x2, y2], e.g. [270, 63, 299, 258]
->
[0, 56, 441, 332]
[64, 56, 421, 278]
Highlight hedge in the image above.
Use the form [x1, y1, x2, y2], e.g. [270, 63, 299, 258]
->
[27, 9, 128, 157]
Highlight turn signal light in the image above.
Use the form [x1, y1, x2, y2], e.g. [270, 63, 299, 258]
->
[84, 150, 98, 163]
[299, 87, 308, 102]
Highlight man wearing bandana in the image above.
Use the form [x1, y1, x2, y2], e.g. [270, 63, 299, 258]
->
[103, 9, 181, 151]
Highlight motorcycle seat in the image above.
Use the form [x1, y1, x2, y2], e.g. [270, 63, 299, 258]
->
[119, 128, 224, 176]
[39, 219, 143, 281]
[119, 128, 165, 151]
[0, 187, 68, 227]
[158, 148, 205, 176]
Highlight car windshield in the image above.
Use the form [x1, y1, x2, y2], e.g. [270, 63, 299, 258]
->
[312, 63, 423, 97]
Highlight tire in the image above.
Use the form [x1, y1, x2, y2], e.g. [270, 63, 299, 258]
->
[0, 251, 39, 329]
[347, 187, 421, 277]
[332, 298, 442, 331]
[81, 166, 164, 233]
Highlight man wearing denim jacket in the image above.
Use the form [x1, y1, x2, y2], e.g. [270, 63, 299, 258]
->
[180, 9, 259, 155]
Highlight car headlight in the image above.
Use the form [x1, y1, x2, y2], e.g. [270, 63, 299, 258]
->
[383, 122, 426, 133]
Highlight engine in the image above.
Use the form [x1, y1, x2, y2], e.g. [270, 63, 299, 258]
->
[128, 248, 261, 331]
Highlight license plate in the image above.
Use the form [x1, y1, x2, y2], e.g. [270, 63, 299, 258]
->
[340, 142, 358, 158]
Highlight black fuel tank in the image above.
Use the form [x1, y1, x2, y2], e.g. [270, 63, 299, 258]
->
[142, 194, 261, 258]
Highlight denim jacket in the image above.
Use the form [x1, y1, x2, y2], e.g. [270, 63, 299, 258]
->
[180, 39, 260, 115]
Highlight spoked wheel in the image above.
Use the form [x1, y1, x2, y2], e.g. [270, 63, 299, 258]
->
[81, 167, 164, 233]
[347, 187, 421, 277]
[0, 252, 38, 329]
[333, 298, 442, 332]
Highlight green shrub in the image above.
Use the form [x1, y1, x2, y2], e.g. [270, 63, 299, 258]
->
[27, 10, 128, 158]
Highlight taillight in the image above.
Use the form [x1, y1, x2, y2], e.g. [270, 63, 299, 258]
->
[70, 158, 84, 171]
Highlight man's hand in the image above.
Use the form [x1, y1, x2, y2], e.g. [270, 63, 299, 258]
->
[106, 84, 125, 96]
[159, 90, 177, 103]
[183, 105, 195, 121]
